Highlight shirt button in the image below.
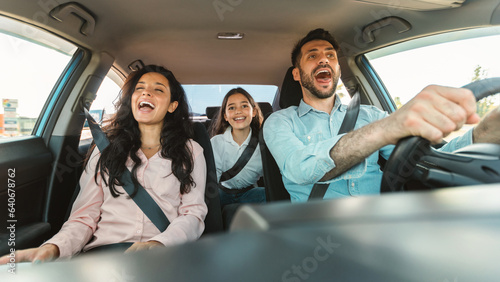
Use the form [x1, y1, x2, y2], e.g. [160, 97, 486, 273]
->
[136, 230, 141, 234]
[307, 136, 311, 141]
[351, 183, 355, 187]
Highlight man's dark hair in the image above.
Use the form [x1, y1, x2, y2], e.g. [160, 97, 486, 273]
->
[291, 28, 340, 67]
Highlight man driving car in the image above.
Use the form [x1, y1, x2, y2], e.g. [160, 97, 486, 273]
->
[264, 28, 500, 202]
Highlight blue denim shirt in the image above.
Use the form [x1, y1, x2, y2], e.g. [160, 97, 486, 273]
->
[263, 96, 473, 202]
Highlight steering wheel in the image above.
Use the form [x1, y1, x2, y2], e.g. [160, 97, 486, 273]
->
[380, 78, 500, 193]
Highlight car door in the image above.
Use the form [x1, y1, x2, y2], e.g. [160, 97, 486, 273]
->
[0, 14, 112, 254]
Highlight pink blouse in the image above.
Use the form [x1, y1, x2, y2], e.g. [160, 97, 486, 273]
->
[44, 140, 207, 258]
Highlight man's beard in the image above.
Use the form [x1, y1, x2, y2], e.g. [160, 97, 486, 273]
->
[299, 65, 339, 99]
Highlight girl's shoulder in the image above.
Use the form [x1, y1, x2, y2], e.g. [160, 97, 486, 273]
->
[210, 133, 225, 143]
[210, 127, 232, 142]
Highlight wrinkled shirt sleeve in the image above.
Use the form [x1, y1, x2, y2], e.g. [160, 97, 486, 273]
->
[42, 147, 103, 258]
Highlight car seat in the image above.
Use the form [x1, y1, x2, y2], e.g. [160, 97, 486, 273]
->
[259, 67, 302, 202]
[204, 106, 220, 131]
[192, 122, 224, 234]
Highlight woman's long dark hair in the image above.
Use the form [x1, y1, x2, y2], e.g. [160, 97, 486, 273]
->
[209, 87, 263, 138]
[90, 65, 194, 197]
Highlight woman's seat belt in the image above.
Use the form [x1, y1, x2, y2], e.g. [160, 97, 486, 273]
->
[84, 108, 170, 232]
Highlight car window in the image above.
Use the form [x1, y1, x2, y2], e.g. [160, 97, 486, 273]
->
[365, 26, 500, 141]
[0, 16, 76, 139]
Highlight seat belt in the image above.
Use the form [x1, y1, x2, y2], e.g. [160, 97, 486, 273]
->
[219, 135, 259, 183]
[308, 90, 361, 200]
[84, 108, 170, 232]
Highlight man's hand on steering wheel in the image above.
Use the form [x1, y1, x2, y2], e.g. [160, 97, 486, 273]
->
[381, 78, 500, 193]
[381, 85, 479, 146]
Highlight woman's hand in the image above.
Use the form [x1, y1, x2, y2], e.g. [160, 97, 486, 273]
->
[124, 241, 164, 253]
[0, 244, 60, 264]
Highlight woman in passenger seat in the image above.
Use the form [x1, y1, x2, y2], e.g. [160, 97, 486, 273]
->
[210, 88, 266, 211]
[0, 65, 207, 263]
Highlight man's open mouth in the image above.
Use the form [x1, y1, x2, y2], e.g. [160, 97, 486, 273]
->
[314, 69, 332, 83]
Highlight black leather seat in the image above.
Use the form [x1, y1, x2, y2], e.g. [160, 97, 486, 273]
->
[257, 102, 273, 117]
[259, 67, 303, 202]
[278, 67, 304, 109]
[204, 106, 219, 131]
[205, 106, 220, 120]
[190, 122, 224, 234]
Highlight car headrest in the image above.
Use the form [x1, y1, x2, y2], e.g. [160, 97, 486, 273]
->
[257, 102, 273, 117]
[206, 106, 220, 119]
[279, 66, 303, 108]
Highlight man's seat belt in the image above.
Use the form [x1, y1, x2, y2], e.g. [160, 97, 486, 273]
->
[308, 90, 361, 200]
[84, 108, 170, 232]
[218, 135, 259, 190]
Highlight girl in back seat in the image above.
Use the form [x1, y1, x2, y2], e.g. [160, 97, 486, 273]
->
[210, 88, 266, 217]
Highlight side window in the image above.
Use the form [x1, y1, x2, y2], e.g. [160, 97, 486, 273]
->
[80, 70, 122, 140]
[0, 16, 76, 138]
[366, 27, 500, 141]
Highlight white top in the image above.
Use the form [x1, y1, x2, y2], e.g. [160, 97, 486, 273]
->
[210, 127, 263, 189]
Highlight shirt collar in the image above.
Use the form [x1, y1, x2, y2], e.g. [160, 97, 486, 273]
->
[297, 95, 344, 117]
[223, 126, 252, 145]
